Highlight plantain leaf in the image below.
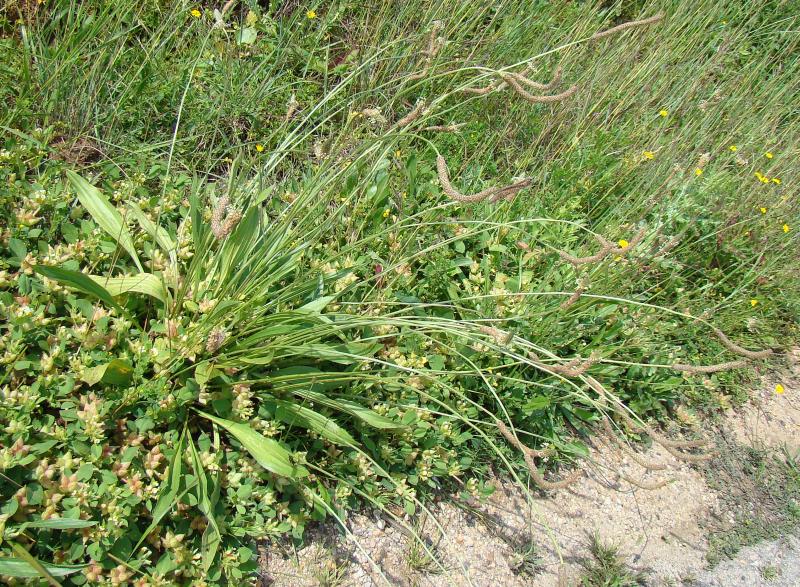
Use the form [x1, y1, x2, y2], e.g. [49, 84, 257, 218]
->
[15, 519, 96, 531]
[270, 400, 356, 446]
[195, 411, 308, 478]
[0, 557, 80, 580]
[90, 274, 168, 304]
[6, 543, 69, 584]
[131, 429, 190, 557]
[187, 436, 221, 572]
[295, 390, 404, 430]
[127, 203, 177, 258]
[67, 170, 143, 272]
[33, 266, 122, 312]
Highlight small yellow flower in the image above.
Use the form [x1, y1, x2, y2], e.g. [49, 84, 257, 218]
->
[772, 177, 781, 185]
[729, 145, 737, 152]
[255, 143, 264, 152]
[191, 8, 201, 18]
[642, 151, 655, 160]
[659, 109, 668, 117]
[306, 9, 317, 19]
[775, 383, 785, 395]
[765, 152, 773, 159]
[618, 239, 629, 249]
[382, 208, 390, 218]
[694, 168, 703, 176]
[783, 223, 791, 233]
[395, 149, 402, 158]
[750, 299, 758, 307]
[760, 207, 767, 214]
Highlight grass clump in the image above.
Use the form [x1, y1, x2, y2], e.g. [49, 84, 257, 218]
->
[579, 535, 647, 587]
[0, 0, 799, 584]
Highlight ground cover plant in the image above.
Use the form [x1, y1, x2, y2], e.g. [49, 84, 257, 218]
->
[0, 0, 799, 584]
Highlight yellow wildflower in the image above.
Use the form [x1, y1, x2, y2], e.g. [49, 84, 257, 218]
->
[772, 177, 781, 185]
[382, 208, 390, 218]
[750, 299, 758, 307]
[775, 383, 785, 395]
[765, 152, 773, 159]
[255, 144, 264, 152]
[694, 168, 703, 176]
[729, 145, 737, 152]
[306, 9, 317, 19]
[659, 109, 668, 117]
[760, 207, 767, 214]
[642, 151, 655, 160]
[783, 224, 791, 233]
[191, 8, 201, 17]
[618, 239, 629, 249]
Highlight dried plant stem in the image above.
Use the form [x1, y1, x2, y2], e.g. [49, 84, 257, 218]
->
[530, 351, 599, 377]
[601, 418, 668, 471]
[409, 21, 444, 80]
[436, 155, 530, 203]
[618, 472, 670, 490]
[596, 226, 648, 254]
[497, 422, 581, 490]
[509, 66, 563, 91]
[560, 286, 585, 309]
[487, 178, 533, 203]
[711, 327, 772, 360]
[672, 360, 747, 374]
[395, 100, 427, 128]
[587, 377, 714, 463]
[479, 325, 514, 345]
[501, 74, 578, 103]
[591, 12, 665, 40]
[557, 245, 612, 266]
[421, 123, 467, 132]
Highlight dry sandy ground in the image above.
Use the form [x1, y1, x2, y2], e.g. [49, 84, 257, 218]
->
[259, 350, 800, 586]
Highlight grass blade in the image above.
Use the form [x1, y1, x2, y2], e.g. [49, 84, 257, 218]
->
[33, 265, 122, 312]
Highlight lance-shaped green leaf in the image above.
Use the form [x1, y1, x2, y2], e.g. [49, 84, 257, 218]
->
[295, 389, 404, 430]
[269, 400, 356, 446]
[127, 203, 177, 258]
[90, 274, 168, 304]
[67, 170, 143, 272]
[33, 266, 122, 312]
[195, 411, 308, 478]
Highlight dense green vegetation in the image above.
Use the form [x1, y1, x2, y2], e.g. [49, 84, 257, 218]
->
[1, 0, 798, 584]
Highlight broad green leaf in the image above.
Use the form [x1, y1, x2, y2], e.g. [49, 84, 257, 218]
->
[81, 359, 133, 387]
[16, 519, 96, 531]
[33, 266, 122, 312]
[237, 26, 257, 44]
[6, 542, 73, 584]
[270, 400, 356, 446]
[67, 170, 143, 272]
[195, 411, 308, 478]
[0, 557, 80, 579]
[90, 274, 167, 304]
[127, 203, 177, 257]
[298, 296, 335, 313]
[295, 390, 404, 430]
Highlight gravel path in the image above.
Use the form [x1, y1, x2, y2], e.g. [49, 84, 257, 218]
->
[260, 352, 800, 586]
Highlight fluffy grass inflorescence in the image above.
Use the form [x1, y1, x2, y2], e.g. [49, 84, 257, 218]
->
[0, 0, 799, 584]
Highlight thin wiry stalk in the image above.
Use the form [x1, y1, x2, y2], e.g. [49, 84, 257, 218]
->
[436, 154, 530, 203]
[711, 327, 773, 360]
[672, 360, 748, 374]
[501, 74, 578, 104]
[497, 422, 581, 490]
[591, 12, 665, 41]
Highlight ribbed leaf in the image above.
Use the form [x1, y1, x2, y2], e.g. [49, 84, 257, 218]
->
[295, 390, 404, 430]
[90, 274, 167, 304]
[33, 266, 122, 312]
[127, 203, 177, 256]
[67, 170, 143, 272]
[0, 557, 81, 579]
[270, 400, 356, 446]
[195, 411, 308, 478]
[16, 519, 96, 531]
